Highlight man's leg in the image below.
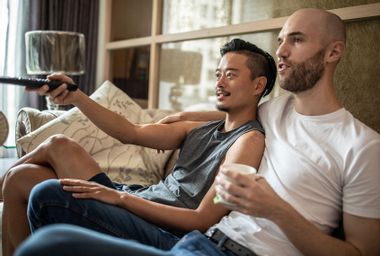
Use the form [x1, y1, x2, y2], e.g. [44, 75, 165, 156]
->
[2, 134, 103, 256]
[15, 224, 173, 256]
[15, 224, 232, 256]
[2, 164, 55, 256]
[0, 134, 101, 199]
[28, 179, 180, 249]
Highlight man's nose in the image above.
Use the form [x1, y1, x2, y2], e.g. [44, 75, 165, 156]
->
[276, 41, 289, 59]
[216, 73, 226, 86]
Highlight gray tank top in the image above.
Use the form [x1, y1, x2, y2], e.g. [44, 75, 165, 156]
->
[132, 119, 263, 209]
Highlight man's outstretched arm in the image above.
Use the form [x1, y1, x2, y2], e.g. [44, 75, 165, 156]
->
[157, 111, 226, 124]
[36, 73, 204, 150]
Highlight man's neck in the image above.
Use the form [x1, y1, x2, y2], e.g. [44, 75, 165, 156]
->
[293, 76, 342, 116]
[223, 108, 257, 132]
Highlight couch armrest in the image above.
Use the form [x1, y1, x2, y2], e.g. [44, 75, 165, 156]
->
[15, 107, 66, 157]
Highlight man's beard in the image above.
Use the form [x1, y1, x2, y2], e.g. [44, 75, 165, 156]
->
[216, 104, 228, 112]
[279, 49, 325, 93]
[215, 89, 231, 112]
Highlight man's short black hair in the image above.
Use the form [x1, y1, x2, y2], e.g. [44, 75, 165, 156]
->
[220, 38, 277, 97]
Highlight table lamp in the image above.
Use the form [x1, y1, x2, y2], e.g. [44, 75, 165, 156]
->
[25, 30, 85, 109]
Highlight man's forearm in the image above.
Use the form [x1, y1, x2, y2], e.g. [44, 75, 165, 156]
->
[273, 202, 360, 256]
[117, 193, 226, 232]
[74, 91, 137, 143]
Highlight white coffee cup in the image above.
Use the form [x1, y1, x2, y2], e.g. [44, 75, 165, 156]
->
[214, 163, 257, 206]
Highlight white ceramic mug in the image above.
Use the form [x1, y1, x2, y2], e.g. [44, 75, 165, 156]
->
[214, 163, 257, 206]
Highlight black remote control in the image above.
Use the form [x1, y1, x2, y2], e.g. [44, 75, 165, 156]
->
[0, 76, 78, 92]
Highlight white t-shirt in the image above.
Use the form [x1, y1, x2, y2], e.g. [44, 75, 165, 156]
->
[215, 94, 380, 255]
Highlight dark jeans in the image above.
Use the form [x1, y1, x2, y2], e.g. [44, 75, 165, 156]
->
[27, 179, 180, 250]
[16, 224, 232, 256]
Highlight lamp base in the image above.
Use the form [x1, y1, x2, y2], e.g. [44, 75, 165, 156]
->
[169, 84, 183, 111]
[45, 96, 64, 110]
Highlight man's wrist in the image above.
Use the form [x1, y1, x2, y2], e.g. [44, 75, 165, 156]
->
[73, 90, 88, 107]
[117, 191, 129, 207]
[268, 199, 295, 225]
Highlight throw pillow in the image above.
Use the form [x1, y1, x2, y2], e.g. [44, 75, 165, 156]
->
[15, 108, 66, 157]
[17, 80, 173, 186]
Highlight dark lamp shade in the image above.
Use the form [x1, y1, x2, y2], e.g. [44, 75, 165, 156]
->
[25, 30, 85, 75]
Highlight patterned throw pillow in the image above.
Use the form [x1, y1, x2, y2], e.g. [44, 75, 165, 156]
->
[17, 81, 173, 186]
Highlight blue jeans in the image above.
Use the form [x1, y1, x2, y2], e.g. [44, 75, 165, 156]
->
[15, 224, 231, 256]
[27, 179, 180, 250]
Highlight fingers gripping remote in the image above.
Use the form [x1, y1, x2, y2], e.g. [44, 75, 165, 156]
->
[0, 76, 78, 92]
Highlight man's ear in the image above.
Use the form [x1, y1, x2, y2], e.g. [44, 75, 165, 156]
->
[325, 41, 345, 63]
[254, 76, 267, 96]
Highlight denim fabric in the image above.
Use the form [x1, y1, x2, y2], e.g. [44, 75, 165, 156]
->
[27, 179, 180, 250]
[15, 224, 173, 256]
[172, 231, 235, 256]
[15, 225, 233, 256]
[88, 172, 118, 189]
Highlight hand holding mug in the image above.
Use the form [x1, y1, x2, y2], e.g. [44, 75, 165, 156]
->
[214, 163, 258, 206]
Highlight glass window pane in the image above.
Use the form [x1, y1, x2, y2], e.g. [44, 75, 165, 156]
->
[162, 1, 233, 34]
[162, 0, 378, 34]
[110, 46, 150, 108]
[111, 0, 152, 41]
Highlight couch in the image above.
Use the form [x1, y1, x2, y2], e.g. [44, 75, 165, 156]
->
[0, 81, 179, 254]
[15, 81, 179, 184]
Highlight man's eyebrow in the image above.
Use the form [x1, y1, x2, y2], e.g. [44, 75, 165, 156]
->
[215, 68, 240, 72]
[288, 31, 305, 37]
[278, 31, 305, 41]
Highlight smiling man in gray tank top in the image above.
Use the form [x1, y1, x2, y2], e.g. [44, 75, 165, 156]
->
[3, 38, 276, 255]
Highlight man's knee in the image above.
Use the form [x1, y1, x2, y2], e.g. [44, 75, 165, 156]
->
[2, 165, 33, 200]
[44, 134, 81, 157]
[29, 179, 68, 208]
[31, 178, 63, 195]
[2, 166, 20, 199]
[15, 224, 78, 256]
[27, 179, 70, 230]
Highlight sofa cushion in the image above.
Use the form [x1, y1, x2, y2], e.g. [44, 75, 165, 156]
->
[16, 81, 173, 186]
[15, 108, 66, 157]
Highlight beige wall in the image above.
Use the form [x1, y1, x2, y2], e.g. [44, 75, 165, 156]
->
[335, 19, 380, 133]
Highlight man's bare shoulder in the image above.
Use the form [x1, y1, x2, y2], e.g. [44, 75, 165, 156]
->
[231, 130, 265, 153]
[240, 129, 265, 143]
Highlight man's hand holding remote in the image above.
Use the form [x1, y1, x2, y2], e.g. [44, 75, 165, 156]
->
[34, 73, 82, 106]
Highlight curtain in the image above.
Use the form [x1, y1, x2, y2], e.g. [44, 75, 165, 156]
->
[27, 0, 100, 108]
[0, 0, 37, 146]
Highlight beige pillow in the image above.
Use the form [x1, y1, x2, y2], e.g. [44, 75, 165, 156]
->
[15, 108, 66, 157]
[17, 81, 173, 186]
